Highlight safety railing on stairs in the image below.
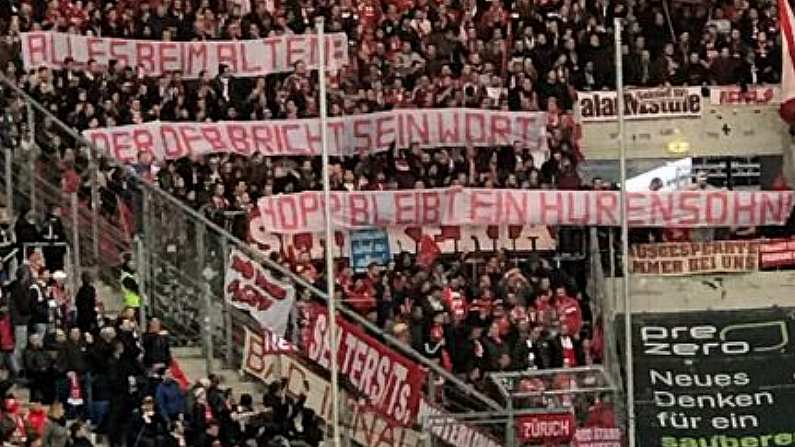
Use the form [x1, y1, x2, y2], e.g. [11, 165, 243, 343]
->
[0, 72, 506, 446]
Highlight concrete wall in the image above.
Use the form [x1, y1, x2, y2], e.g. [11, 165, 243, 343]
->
[608, 270, 795, 314]
[581, 104, 788, 159]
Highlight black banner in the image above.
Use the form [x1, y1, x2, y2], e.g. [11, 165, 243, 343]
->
[625, 308, 795, 447]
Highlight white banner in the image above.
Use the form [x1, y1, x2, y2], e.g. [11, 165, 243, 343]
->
[576, 87, 703, 122]
[225, 249, 295, 336]
[240, 332, 502, 447]
[21, 31, 348, 78]
[248, 218, 556, 260]
[709, 85, 782, 105]
[257, 188, 795, 233]
[82, 108, 548, 162]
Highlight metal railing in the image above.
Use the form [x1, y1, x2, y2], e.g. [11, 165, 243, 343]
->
[0, 72, 504, 443]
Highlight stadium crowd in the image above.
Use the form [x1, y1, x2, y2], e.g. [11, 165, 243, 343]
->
[0, 0, 786, 444]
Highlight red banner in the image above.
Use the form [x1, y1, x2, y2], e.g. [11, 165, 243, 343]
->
[759, 239, 795, 268]
[516, 413, 576, 444]
[21, 31, 348, 78]
[304, 306, 426, 427]
[82, 109, 548, 162]
[572, 427, 623, 447]
[257, 188, 794, 233]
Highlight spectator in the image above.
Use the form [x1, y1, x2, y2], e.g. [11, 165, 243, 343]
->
[155, 368, 185, 425]
[142, 318, 172, 372]
[75, 272, 98, 335]
[41, 401, 68, 447]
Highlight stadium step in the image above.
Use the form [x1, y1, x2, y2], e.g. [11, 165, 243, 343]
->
[172, 348, 261, 400]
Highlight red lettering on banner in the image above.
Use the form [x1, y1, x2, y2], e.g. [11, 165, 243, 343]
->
[491, 115, 511, 146]
[595, 192, 618, 225]
[395, 192, 414, 225]
[217, 43, 238, 71]
[160, 125, 187, 159]
[278, 196, 299, 230]
[261, 38, 279, 68]
[421, 192, 441, 224]
[375, 116, 396, 149]
[86, 38, 105, 62]
[303, 123, 321, 155]
[258, 199, 276, 228]
[287, 36, 304, 66]
[465, 112, 486, 144]
[299, 194, 319, 227]
[49, 33, 73, 65]
[332, 35, 346, 63]
[327, 122, 345, 153]
[470, 190, 495, 223]
[626, 192, 645, 226]
[111, 131, 134, 163]
[281, 123, 304, 154]
[178, 126, 203, 155]
[25, 34, 47, 66]
[158, 43, 179, 73]
[240, 43, 263, 73]
[329, 194, 342, 224]
[405, 114, 429, 145]
[706, 191, 728, 225]
[136, 42, 156, 73]
[678, 191, 701, 225]
[517, 116, 539, 150]
[732, 193, 757, 225]
[307, 35, 320, 66]
[761, 192, 791, 224]
[567, 193, 591, 224]
[200, 126, 226, 153]
[504, 190, 528, 222]
[227, 125, 252, 155]
[132, 129, 154, 156]
[649, 193, 673, 223]
[539, 191, 563, 224]
[353, 119, 372, 153]
[252, 125, 280, 154]
[186, 42, 208, 75]
[109, 39, 130, 67]
[437, 111, 460, 143]
[445, 188, 464, 222]
[87, 132, 110, 156]
[349, 194, 370, 225]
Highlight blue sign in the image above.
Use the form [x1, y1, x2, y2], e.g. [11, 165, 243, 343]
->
[349, 229, 392, 273]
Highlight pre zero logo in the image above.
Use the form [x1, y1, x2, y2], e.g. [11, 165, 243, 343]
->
[638, 321, 789, 357]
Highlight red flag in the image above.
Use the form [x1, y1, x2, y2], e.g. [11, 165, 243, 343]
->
[779, 0, 795, 123]
[416, 234, 441, 268]
[169, 360, 190, 391]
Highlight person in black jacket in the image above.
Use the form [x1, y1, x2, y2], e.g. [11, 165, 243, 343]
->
[128, 395, 168, 447]
[23, 333, 53, 404]
[13, 210, 38, 264]
[142, 318, 171, 372]
[75, 272, 98, 335]
[88, 326, 116, 438]
[8, 268, 32, 375]
[39, 208, 67, 272]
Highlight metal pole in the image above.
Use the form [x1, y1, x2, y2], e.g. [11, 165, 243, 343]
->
[317, 17, 341, 447]
[221, 235, 233, 368]
[90, 161, 100, 263]
[506, 396, 515, 447]
[134, 236, 147, 330]
[70, 193, 81, 279]
[4, 149, 12, 214]
[614, 18, 636, 447]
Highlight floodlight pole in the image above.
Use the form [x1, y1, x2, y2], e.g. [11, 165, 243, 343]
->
[317, 18, 342, 447]
[614, 18, 636, 447]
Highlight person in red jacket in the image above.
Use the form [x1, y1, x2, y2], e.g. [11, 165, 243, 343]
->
[554, 286, 583, 336]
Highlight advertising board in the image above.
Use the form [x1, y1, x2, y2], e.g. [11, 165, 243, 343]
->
[627, 308, 795, 447]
